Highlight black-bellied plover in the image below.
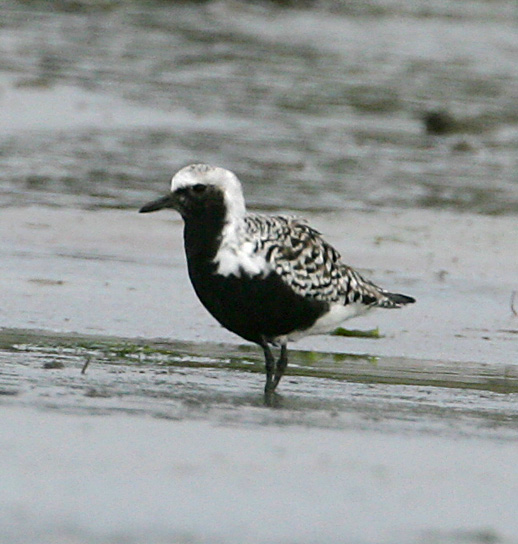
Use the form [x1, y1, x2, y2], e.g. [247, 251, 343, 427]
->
[140, 164, 415, 396]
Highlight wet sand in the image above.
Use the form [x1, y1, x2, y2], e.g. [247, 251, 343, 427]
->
[1, 1, 518, 541]
[2, 405, 517, 544]
[1, 205, 516, 362]
[1, 205, 517, 544]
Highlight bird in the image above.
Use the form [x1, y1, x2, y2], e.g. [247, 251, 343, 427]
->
[139, 163, 415, 397]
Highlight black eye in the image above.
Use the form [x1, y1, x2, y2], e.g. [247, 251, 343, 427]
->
[191, 184, 207, 194]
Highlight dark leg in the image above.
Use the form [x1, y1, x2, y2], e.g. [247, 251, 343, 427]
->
[273, 341, 288, 389]
[260, 337, 275, 393]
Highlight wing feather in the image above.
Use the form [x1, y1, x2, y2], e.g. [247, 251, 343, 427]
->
[244, 214, 396, 307]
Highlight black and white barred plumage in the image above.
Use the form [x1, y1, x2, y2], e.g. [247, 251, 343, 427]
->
[243, 214, 409, 308]
[140, 163, 415, 397]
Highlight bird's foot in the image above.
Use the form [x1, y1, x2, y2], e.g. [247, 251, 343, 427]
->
[263, 386, 281, 407]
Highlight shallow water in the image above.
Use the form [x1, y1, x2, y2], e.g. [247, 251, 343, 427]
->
[1, 0, 518, 213]
[2, 328, 518, 544]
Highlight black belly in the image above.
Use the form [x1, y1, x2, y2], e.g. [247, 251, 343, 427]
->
[187, 258, 328, 345]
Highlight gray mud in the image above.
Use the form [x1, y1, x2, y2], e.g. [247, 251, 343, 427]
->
[2, 328, 518, 544]
[1, 205, 518, 544]
[1, 1, 518, 543]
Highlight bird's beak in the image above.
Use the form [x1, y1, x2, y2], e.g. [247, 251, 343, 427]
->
[139, 193, 178, 213]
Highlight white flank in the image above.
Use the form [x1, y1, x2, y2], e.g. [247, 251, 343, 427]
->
[287, 301, 372, 341]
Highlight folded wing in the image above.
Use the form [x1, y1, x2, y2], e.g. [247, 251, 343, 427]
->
[244, 214, 414, 308]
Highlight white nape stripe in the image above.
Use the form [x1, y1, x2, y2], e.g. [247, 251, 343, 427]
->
[171, 164, 247, 224]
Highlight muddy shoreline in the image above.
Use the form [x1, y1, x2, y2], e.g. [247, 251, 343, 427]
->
[1, 205, 516, 364]
[2, 1, 518, 541]
[2, 205, 517, 543]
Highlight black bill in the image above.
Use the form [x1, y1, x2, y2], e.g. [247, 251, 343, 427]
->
[139, 194, 177, 213]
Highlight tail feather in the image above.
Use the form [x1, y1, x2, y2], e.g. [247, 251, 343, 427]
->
[378, 292, 416, 308]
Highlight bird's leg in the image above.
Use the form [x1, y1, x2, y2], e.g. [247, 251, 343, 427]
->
[273, 342, 288, 390]
[260, 337, 275, 393]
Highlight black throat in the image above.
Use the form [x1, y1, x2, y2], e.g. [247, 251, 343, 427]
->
[182, 199, 227, 263]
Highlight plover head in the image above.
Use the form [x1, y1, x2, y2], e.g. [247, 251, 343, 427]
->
[139, 163, 246, 222]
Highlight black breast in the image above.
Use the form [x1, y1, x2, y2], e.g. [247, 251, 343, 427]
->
[187, 257, 328, 344]
[180, 198, 328, 344]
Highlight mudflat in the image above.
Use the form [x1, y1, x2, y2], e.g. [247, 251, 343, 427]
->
[1, 205, 517, 544]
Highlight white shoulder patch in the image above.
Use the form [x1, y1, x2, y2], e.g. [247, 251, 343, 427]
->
[213, 223, 271, 278]
[214, 244, 270, 277]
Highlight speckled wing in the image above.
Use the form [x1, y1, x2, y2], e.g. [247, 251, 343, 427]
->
[244, 214, 406, 308]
